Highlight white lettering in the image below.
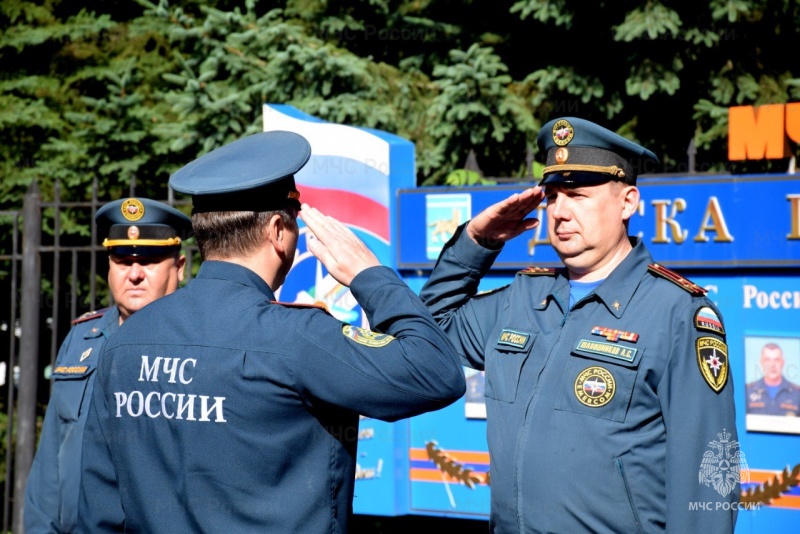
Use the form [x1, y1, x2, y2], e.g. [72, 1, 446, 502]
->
[145, 391, 161, 418]
[115, 392, 127, 417]
[162, 358, 179, 383]
[177, 393, 196, 421]
[179, 359, 196, 384]
[139, 356, 162, 382]
[742, 284, 800, 310]
[127, 391, 144, 417]
[199, 396, 227, 422]
[161, 392, 175, 419]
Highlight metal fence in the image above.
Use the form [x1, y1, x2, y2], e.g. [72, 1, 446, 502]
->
[0, 178, 197, 533]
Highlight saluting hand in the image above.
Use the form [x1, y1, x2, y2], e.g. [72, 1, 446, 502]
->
[299, 204, 380, 287]
[466, 187, 545, 248]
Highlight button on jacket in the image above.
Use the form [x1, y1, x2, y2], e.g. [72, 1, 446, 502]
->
[25, 307, 120, 534]
[78, 261, 465, 533]
[420, 226, 739, 534]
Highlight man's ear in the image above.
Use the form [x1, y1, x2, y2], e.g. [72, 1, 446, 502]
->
[267, 213, 287, 251]
[176, 254, 186, 282]
[621, 185, 640, 222]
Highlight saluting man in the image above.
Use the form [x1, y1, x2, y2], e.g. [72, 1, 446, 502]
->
[24, 198, 192, 533]
[77, 131, 465, 532]
[421, 117, 740, 533]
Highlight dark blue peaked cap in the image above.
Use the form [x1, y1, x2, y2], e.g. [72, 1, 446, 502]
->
[536, 117, 659, 185]
[169, 131, 312, 213]
[95, 198, 192, 257]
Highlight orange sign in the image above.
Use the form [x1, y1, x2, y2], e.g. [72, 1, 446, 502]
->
[728, 103, 800, 160]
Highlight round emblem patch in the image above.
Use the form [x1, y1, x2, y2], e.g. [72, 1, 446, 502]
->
[127, 225, 140, 240]
[555, 147, 569, 164]
[552, 119, 574, 147]
[574, 366, 616, 407]
[342, 325, 395, 347]
[121, 198, 145, 222]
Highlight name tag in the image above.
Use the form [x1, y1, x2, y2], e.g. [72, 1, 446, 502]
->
[498, 329, 530, 349]
[576, 339, 637, 363]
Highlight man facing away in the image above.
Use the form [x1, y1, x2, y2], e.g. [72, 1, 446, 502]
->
[421, 117, 739, 533]
[24, 197, 192, 533]
[77, 130, 466, 532]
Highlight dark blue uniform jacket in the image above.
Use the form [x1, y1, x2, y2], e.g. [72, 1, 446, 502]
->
[420, 226, 739, 534]
[25, 307, 120, 533]
[78, 261, 465, 533]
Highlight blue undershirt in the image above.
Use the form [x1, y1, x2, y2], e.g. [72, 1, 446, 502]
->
[569, 279, 604, 309]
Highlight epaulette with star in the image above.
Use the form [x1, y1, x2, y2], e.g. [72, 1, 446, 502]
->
[647, 263, 707, 295]
[517, 266, 558, 276]
[271, 300, 332, 316]
[71, 307, 109, 325]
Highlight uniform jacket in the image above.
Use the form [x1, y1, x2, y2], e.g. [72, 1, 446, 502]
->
[746, 377, 800, 416]
[78, 261, 465, 533]
[420, 226, 739, 534]
[25, 306, 120, 534]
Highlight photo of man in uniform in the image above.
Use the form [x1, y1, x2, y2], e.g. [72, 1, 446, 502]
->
[746, 342, 800, 417]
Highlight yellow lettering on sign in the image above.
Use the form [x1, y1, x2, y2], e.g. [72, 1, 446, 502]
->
[788, 194, 800, 240]
[694, 197, 734, 243]
[652, 199, 687, 244]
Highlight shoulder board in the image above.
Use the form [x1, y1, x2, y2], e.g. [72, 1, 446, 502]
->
[517, 267, 558, 276]
[71, 308, 109, 325]
[271, 301, 332, 315]
[647, 263, 707, 296]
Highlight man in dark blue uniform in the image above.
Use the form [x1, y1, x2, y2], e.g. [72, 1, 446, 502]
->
[421, 117, 740, 533]
[77, 130, 466, 532]
[24, 198, 192, 533]
[746, 342, 800, 416]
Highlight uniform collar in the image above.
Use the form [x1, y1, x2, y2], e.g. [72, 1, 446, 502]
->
[591, 237, 653, 318]
[196, 260, 276, 300]
[82, 306, 121, 340]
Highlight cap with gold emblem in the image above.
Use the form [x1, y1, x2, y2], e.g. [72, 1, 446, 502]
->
[536, 117, 659, 186]
[169, 130, 311, 213]
[95, 198, 193, 257]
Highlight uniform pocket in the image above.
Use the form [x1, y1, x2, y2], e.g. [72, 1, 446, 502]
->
[555, 341, 644, 423]
[484, 328, 536, 403]
[51, 367, 96, 422]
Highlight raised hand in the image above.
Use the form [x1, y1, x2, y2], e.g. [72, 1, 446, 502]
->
[466, 187, 545, 248]
[298, 204, 380, 287]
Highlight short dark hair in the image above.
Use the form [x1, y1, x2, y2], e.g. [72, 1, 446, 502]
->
[192, 210, 296, 260]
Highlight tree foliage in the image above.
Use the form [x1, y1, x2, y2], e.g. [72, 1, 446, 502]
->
[1, 0, 798, 214]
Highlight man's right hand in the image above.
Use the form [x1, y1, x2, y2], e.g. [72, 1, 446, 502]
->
[466, 187, 545, 248]
[299, 204, 380, 287]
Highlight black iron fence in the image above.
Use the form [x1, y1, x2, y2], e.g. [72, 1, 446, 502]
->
[0, 179, 197, 533]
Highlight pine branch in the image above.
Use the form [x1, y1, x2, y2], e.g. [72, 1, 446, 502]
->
[741, 463, 800, 505]
[425, 441, 490, 489]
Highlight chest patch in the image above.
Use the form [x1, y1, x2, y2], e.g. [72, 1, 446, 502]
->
[574, 366, 616, 407]
[696, 337, 728, 392]
[342, 325, 395, 347]
[53, 365, 89, 375]
[576, 339, 637, 363]
[497, 329, 530, 349]
[695, 306, 725, 335]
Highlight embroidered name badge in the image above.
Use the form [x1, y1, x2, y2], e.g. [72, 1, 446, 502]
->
[497, 329, 530, 349]
[696, 337, 729, 392]
[576, 339, 637, 363]
[591, 326, 639, 343]
[694, 306, 725, 335]
[574, 366, 616, 407]
[342, 325, 395, 348]
[54, 365, 89, 375]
